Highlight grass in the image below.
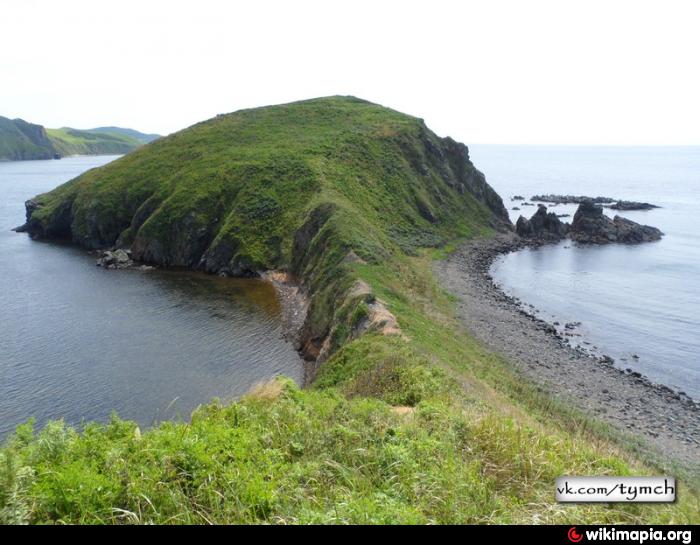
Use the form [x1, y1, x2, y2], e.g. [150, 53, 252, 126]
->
[4, 96, 699, 524]
[46, 128, 142, 157]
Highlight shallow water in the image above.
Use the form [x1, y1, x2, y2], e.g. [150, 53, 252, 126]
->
[0, 156, 303, 438]
[470, 145, 700, 399]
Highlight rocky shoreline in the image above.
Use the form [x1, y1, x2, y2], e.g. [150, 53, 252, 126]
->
[435, 233, 700, 469]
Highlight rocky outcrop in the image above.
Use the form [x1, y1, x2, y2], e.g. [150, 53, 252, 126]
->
[95, 249, 156, 270]
[531, 194, 616, 205]
[515, 204, 569, 242]
[432, 135, 511, 228]
[609, 216, 664, 243]
[531, 194, 660, 211]
[96, 249, 134, 269]
[569, 200, 663, 244]
[515, 199, 663, 245]
[608, 200, 660, 211]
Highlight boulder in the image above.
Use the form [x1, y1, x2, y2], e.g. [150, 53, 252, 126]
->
[96, 249, 135, 269]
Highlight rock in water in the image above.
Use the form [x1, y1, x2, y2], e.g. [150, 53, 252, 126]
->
[611, 215, 664, 243]
[608, 200, 660, 211]
[531, 194, 616, 205]
[569, 200, 663, 244]
[96, 249, 135, 269]
[516, 204, 569, 242]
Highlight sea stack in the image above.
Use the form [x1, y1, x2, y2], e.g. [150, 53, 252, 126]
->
[569, 199, 663, 244]
[515, 204, 569, 242]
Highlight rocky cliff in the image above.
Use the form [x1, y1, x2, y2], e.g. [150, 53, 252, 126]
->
[0, 117, 56, 160]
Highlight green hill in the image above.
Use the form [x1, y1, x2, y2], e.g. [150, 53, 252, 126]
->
[46, 127, 143, 157]
[0, 117, 159, 161]
[0, 116, 56, 161]
[86, 126, 161, 144]
[6, 97, 698, 524]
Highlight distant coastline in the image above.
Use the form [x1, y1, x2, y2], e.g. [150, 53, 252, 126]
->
[0, 116, 160, 162]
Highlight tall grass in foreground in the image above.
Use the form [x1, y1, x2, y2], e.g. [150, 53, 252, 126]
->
[1, 376, 697, 524]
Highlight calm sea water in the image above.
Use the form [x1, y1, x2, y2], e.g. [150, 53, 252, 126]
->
[0, 156, 302, 438]
[470, 146, 700, 399]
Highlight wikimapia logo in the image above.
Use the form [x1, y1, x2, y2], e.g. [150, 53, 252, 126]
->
[566, 527, 693, 544]
[568, 527, 584, 543]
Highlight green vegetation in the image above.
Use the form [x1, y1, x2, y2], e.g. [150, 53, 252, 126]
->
[0, 116, 55, 161]
[5, 97, 699, 524]
[86, 127, 161, 145]
[46, 128, 143, 157]
[0, 116, 158, 161]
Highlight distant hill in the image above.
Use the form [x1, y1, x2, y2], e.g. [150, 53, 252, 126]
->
[0, 116, 160, 161]
[0, 117, 56, 161]
[86, 127, 161, 144]
[46, 128, 147, 157]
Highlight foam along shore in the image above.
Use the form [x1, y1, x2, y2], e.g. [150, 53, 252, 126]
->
[435, 233, 700, 469]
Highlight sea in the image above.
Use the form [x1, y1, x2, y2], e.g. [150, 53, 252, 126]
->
[470, 145, 700, 400]
[0, 156, 303, 438]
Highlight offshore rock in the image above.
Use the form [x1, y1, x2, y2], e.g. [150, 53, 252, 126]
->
[515, 204, 569, 242]
[569, 200, 663, 244]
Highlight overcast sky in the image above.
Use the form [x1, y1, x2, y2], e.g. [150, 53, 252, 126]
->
[2, 0, 699, 145]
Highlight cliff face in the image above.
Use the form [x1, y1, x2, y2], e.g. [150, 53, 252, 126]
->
[21, 96, 511, 359]
[0, 117, 55, 160]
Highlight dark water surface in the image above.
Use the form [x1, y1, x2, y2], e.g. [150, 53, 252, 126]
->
[470, 145, 700, 399]
[0, 156, 303, 438]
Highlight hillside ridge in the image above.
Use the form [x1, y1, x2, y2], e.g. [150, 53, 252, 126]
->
[21, 95, 510, 362]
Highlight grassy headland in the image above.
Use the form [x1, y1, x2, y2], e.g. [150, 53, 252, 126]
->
[3, 97, 698, 524]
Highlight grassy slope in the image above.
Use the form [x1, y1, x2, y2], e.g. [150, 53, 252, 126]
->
[3, 97, 698, 524]
[86, 127, 161, 144]
[46, 128, 142, 156]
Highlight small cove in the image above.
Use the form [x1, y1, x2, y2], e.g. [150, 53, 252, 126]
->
[0, 156, 303, 438]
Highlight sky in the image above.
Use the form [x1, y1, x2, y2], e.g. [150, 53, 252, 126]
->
[1, 0, 699, 145]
